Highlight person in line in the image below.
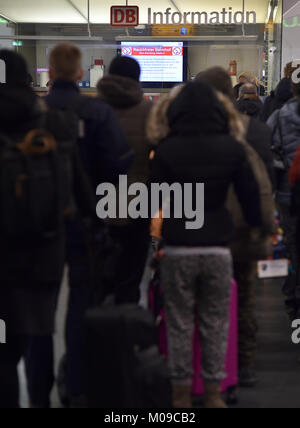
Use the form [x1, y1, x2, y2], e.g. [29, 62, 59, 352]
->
[233, 72, 254, 99]
[237, 83, 264, 119]
[25, 43, 133, 408]
[0, 50, 95, 409]
[261, 62, 294, 122]
[196, 67, 275, 388]
[253, 76, 266, 97]
[150, 81, 262, 408]
[97, 56, 152, 304]
[234, 72, 265, 99]
[268, 66, 300, 321]
[197, 67, 274, 186]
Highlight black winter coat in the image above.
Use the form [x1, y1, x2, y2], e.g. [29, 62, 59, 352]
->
[46, 80, 134, 188]
[0, 85, 95, 335]
[261, 78, 293, 122]
[237, 96, 263, 118]
[151, 82, 262, 247]
[98, 75, 152, 186]
[245, 116, 275, 186]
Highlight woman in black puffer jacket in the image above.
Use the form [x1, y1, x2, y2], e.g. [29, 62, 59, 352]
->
[151, 81, 262, 409]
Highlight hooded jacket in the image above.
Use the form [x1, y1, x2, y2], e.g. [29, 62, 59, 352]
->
[148, 86, 274, 258]
[237, 95, 263, 118]
[46, 79, 133, 187]
[0, 85, 97, 335]
[0, 86, 64, 335]
[98, 75, 152, 186]
[244, 116, 275, 186]
[261, 78, 294, 122]
[150, 82, 262, 247]
[268, 97, 300, 206]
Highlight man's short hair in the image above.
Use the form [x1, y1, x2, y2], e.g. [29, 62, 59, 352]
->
[49, 43, 82, 80]
[239, 83, 258, 97]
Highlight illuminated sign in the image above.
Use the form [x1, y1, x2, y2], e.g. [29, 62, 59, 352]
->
[111, 5, 139, 26]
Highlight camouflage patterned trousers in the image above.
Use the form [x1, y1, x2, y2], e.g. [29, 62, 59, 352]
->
[161, 247, 233, 384]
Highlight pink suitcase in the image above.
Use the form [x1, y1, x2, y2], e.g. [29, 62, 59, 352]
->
[149, 278, 238, 395]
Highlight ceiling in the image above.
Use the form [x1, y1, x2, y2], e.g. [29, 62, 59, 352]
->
[0, 0, 272, 24]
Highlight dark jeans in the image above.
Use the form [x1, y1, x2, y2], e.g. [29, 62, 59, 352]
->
[111, 219, 150, 304]
[65, 284, 90, 398]
[25, 248, 90, 405]
[25, 336, 54, 408]
[0, 335, 28, 409]
[25, 218, 90, 404]
[24, 285, 61, 407]
[234, 261, 258, 369]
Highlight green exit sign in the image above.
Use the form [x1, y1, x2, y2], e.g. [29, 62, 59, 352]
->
[13, 41, 23, 47]
[0, 18, 8, 23]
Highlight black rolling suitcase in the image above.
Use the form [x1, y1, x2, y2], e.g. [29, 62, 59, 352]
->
[85, 303, 172, 408]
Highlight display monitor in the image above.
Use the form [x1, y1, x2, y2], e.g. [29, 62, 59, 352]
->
[120, 41, 187, 88]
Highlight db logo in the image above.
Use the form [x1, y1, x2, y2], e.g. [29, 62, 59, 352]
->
[111, 6, 139, 27]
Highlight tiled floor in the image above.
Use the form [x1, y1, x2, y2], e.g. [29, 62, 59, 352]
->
[19, 277, 300, 408]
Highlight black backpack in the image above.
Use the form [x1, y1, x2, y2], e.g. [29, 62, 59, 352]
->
[0, 125, 66, 242]
[0, 106, 80, 243]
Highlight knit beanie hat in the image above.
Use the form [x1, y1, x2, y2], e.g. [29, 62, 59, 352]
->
[109, 56, 141, 82]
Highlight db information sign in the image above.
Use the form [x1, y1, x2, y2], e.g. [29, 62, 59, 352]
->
[111, 6, 139, 26]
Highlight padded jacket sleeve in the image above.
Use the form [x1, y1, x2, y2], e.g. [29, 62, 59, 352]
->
[233, 146, 263, 228]
[72, 144, 97, 220]
[90, 102, 135, 185]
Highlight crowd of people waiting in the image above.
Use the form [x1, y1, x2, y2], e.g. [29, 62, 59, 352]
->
[0, 42, 300, 409]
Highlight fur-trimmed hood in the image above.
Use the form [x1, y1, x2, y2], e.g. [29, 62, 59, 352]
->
[147, 84, 245, 145]
[148, 83, 274, 257]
